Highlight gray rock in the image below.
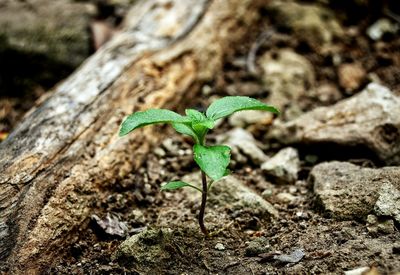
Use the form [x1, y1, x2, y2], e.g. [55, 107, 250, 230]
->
[92, 213, 129, 237]
[259, 49, 315, 120]
[245, 237, 270, 256]
[114, 228, 172, 270]
[273, 248, 305, 264]
[265, 2, 343, 46]
[261, 147, 300, 183]
[0, 0, 93, 67]
[366, 214, 396, 235]
[271, 83, 400, 165]
[128, 209, 146, 225]
[377, 219, 396, 234]
[183, 174, 278, 218]
[310, 161, 400, 219]
[209, 176, 278, 218]
[374, 182, 400, 224]
[229, 110, 274, 128]
[216, 128, 269, 165]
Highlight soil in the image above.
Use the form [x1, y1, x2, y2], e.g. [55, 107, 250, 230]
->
[2, 1, 400, 274]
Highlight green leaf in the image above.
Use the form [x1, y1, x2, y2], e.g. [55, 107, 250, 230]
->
[206, 96, 279, 120]
[180, 109, 215, 142]
[119, 109, 189, 136]
[193, 144, 231, 181]
[161, 181, 202, 192]
[224, 169, 231, 176]
[185, 109, 214, 130]
[192, 119, 214, 130]
[185, 109, 206, 122]
[172, 123, 199, 143]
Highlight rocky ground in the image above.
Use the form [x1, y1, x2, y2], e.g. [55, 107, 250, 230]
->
[1, 0, 400, 274]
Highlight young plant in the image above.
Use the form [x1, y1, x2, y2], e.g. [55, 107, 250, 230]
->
[119, 96, 278, 235]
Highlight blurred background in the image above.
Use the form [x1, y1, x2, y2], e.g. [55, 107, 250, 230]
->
[0, 0, 399, 140]
[0, 0, 137, 140]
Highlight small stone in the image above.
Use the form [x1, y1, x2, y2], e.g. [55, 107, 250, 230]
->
[367, 215, 395, 235]
[261, 189, 273, 199]
[344, 267, 370, 275]
[114, 228, 172, 270]
[296, 212, 309, 220]
[377, 219, 395, 234]
[366, 214, 378, 225]
[245, 237, 270, 256]
[162, 138, 179, 154]
[202, 84, 212, 96]
[229, 110, 274, 128]
[91, 213, 129, 237]
[216, 128, 269, 165]
[259, 49, 315, 119]
[144, 183, 152, 194]
[261, 147, 300, 183]
[367, 18, 399, 41]
[289, 186, 297, 194]
[338, 63, 366, 93]
[315, 83, 342, 104]
[374, 182, 400, 224]
[154, 147, 166, 157]
[273, 249, 305, 263]
[128, 209, 146, 225]
[276, 192, 296, 204]
[214, 243, 225, 251]
[183, 174, 278, 218]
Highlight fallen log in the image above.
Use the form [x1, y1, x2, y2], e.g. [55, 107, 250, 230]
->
[0, 0, 263, 272]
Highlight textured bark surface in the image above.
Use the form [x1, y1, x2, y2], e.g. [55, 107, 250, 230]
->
[0, 0, 262, 272]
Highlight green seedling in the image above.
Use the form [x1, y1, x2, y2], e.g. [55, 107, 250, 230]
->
[119, 96, 278, 235]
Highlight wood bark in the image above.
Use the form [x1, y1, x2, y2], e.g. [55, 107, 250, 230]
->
[0, 0, 263, 272]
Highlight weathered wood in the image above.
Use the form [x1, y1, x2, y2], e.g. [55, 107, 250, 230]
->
[0, 0, 262, 272]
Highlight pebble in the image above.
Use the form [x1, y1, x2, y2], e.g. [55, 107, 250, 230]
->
[367, 18, 399, 41]
[215, 243, 225, 251]
[261, 147, 300, 183]
[261, 189, 273, 199]
[276, 192, 296, 204]
[245, 237, 270, 256]
[344, 267, 370, 275]
[338, 63, 366, 93]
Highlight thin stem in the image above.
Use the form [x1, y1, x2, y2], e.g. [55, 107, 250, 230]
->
[186, 184, 203, 193]
[207, 180, 214, 192]
[199, 171, 209, 236]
